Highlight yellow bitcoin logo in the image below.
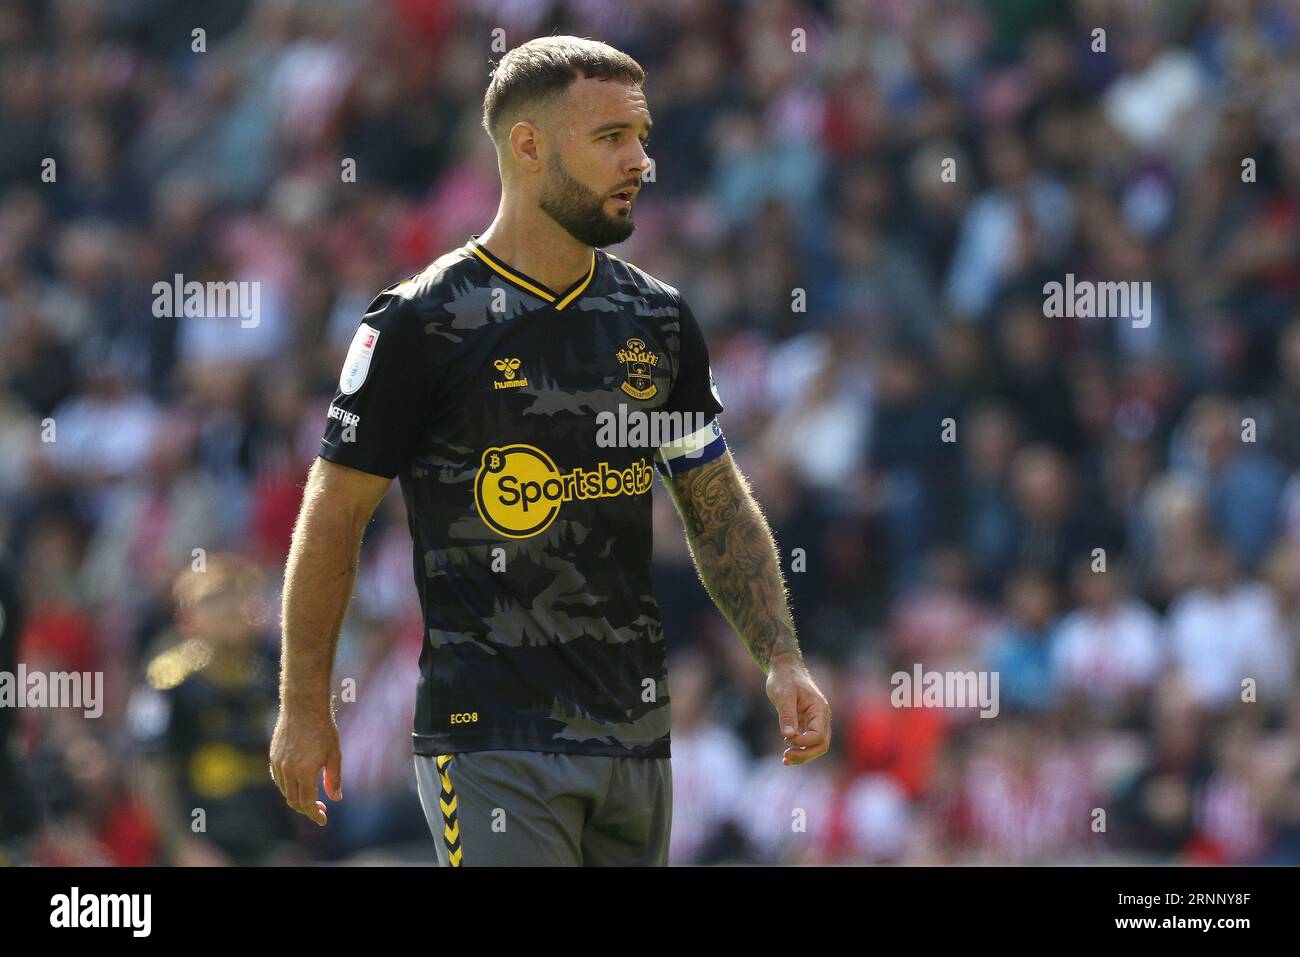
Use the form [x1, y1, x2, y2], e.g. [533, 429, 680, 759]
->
[473, 445, 654, 539]
[475, 445, 564, 538]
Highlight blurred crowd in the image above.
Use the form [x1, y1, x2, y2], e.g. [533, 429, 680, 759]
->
[3, 0, 1300, 866]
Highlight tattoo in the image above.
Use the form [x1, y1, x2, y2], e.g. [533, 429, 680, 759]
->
[664, 452, 801, 672]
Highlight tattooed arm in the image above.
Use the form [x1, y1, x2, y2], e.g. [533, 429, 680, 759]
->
[662, 450, 831, 764]
[662, 450, 798, 669]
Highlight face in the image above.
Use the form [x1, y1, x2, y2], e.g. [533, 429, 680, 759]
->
[183, 581, 258, 648]
[538, 78, 651, 248]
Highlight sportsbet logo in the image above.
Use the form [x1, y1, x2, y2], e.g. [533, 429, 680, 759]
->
[474, 445, 654, 538]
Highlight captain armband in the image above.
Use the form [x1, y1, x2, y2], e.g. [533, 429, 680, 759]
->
[653, 417, 726, 478]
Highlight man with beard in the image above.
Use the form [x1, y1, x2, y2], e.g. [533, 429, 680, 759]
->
[272, 35, 830, 866]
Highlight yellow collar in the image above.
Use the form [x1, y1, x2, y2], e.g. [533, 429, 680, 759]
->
[467, 236, 597, 311]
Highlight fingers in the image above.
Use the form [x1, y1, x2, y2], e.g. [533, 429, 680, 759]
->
[783, 725, 830, 763]
[792, 707, 829, 748]
[783, 732, 830, 764]
[270, 756, 329, 826]
[783, 738, 829, 765]
[773, 689, 799, 741]
[324, 748, 343, 802]
[780, 687, 831, 765]
[269, 715, 339, 826]
[291, 770, 327, 826]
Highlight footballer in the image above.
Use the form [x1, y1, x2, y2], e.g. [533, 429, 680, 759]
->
[271, 35, 831, 866]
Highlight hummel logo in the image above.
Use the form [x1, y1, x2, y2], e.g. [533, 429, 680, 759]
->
[492, 357, 528, 390]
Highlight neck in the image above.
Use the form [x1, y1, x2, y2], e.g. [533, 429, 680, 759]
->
[477, 196, 593, 292]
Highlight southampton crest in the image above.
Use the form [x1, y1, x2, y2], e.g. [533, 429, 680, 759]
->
[616, 337, 659, 400]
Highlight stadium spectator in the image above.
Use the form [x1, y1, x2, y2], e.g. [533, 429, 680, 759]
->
[126, 554, 298, 865]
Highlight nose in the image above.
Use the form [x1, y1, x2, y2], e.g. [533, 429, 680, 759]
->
[631, 142, 651, 177]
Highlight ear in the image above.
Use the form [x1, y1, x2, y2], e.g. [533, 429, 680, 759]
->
[507, 120, 543, 170]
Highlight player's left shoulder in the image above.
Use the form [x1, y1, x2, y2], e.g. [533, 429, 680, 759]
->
[599, 249, 684, 310]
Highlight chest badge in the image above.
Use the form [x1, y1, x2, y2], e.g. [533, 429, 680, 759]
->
[492, 357, 528, 390]
[616, 338, 659, 400]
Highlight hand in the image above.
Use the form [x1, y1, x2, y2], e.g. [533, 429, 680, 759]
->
[765, 653, 831, 765]
[269, 705, 343, 826]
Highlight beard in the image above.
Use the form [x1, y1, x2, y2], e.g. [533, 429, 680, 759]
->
[538, 150, 636, 248]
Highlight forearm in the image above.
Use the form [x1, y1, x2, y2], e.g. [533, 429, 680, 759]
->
[667, 453, 801, 672]
[280, 473, 365, 714]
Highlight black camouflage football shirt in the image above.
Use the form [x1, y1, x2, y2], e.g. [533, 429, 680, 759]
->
[319, 236, 725, 757]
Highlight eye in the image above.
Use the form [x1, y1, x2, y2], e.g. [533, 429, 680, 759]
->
[603, 131, 620, 142]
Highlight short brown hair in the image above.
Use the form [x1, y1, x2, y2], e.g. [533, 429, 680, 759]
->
[481, 36, 645, 143]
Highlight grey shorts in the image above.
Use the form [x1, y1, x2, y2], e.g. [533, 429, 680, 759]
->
[413, 750, 672, 867]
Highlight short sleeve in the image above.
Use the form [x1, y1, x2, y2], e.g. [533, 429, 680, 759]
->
[662, 296, 724, 419]
[655, 296, 726, 477]
[319, 294, 430, 479]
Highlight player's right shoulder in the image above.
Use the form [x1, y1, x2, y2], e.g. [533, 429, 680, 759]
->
[340, 243, 482, 385]
[373, 244, 479, 313]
